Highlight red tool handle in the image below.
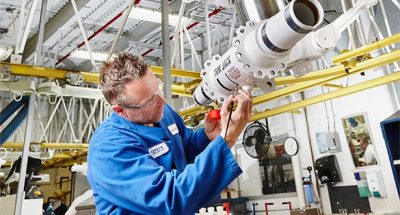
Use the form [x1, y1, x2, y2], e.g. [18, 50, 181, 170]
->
[224, 202, 231, 215]
[208, 109, 221, 120]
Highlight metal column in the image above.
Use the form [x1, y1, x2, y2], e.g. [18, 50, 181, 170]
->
[14, 94, 36, 215]
[161, 0, 172, 103]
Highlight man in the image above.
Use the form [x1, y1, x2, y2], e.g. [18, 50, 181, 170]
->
[87, 53, 252, 214]
[359, 136, 378, 166]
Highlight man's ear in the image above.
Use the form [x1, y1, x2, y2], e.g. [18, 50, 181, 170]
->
[112, 105, 127, 117]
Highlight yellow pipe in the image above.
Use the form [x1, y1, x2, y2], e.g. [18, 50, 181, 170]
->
[251, 71, 400, 121]
[2, 142, 88, 149]
[348, 48, 400, 73]
[150, 66, 201, 79]
[1, 62, 202, 82]
[323, 84, 344, 89]
[253, 47, 400, 105]
[253, 74, 345, 105]
[332, 33, 400, 64]
[274, 65, 346, 85]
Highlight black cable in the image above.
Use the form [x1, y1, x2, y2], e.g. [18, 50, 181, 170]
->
[224, 87, 238, 140]
[224, 101, 235, 139]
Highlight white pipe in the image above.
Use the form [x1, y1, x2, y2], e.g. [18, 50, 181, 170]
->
[71, 0, 98, 72]
[79, 99, 99, 141]
[366, 10, 400, 70]
[19, 0, 39, 54]
[34, 99, 49, 142]
[228, 10, 237, 46]
[39, 97, 62, 142]
[183, 26, 203, 69]
[339, 0, 357, 49]
[205, 0, 212, 59]
[14, 95, 35, 215]
[15, 0, 28, 54]
[285, 110, 307, 208]
[378, 0, 395, 49]
[351, 0, 367, 46]
[57, 96, 77, 142]
[173, 1, 187, 35]
[391, 0, 400, 10]
[107, 2, 135, 61]
[191, 47, 196, 71]
[180, 29, 185, 69]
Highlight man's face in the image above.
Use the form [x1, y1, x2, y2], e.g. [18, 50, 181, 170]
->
[360, 139, 368, 150]
[113, 69, 166, 125]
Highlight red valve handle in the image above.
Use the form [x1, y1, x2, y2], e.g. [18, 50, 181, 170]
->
[208, 109, 221, 120]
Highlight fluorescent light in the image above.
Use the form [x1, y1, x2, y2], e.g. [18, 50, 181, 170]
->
[0, 45, 13, 61]
[128, 7, 191, 26]
[71, 50, 116, 61]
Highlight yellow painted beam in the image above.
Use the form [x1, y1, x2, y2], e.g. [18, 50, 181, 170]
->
[323, 84, 344, 89]
[332, 33, 400, 65]
[348, 48, 400, 73]
[1, 63, 202, 83]
[253, 74, 345, 105]
[2, 142, 88, 149]
[253, 47, 400, 105]
[178, 106, 208, 117]
[274, 65, 346, 85]
[150, 66, 201, 79]
[0, 62, 199, 96]
[251, 71, 400, 121]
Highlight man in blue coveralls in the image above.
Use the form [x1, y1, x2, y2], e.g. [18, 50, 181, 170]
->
[87, 53, 253, 215]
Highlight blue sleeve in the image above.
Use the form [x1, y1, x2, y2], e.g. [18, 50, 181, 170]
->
[88, 130, 242, 215]
[168, 105, 210, 163]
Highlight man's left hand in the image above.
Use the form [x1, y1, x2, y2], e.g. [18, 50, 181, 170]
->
[204, 112, 221, 141]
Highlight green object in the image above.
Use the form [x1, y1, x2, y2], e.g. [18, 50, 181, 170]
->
[373, 191, 381, 197]
[358, 186, 371, 198]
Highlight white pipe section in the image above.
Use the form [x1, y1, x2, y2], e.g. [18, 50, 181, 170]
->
[183, 26, 203, 69]
[378, 0, 395, 49]
[205, 0, 212, 59]
[107, 2, 135, 61]
[173, 1, 186, 35]
[39, 98, 62, 142]
[228, 10, 237, 46]
[34, 100, 49, 142]
[391, 0, 400, 10]
[180, 29, 185, 69]
[71, 0, 97, 72]
[285, 110, 307, 208]
[15, 0, 28, 54]
[19, 0, 39, 54]
[79, 99, 99, 141]
[366, 11, 400, 110]
[14, 95, 36, 215]
[191, 48, 196, 70]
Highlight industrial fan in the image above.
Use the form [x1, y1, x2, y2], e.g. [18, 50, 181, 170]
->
[242, 120, 272, 159]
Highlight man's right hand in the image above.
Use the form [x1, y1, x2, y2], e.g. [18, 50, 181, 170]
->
[220, 89, 253, 148]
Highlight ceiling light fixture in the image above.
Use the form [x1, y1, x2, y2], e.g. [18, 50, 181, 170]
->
[128, 7, 191, 26]
[70, 50, 116, 62]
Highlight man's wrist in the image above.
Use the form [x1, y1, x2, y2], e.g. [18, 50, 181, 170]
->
[220, 129, 235, 148]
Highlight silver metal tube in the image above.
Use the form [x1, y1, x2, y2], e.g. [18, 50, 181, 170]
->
[14, 94, 36, 215]
[34, 0, 47, 66]
[161, 0, 172, 104]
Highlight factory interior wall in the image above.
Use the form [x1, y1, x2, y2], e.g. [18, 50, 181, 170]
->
[231, 67, 400, 214]
[304, 68, 400, 214]
[40, 167, 72, 206]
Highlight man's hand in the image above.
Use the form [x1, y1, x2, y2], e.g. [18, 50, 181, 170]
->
[220, 89, 253, 148]
[204, 112, 222, 141]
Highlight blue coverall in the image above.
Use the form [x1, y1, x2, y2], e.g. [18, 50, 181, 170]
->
[87, 104, 242, 215]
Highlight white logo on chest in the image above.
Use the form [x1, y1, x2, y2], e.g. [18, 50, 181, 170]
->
[149, 142, 169, 158]
[168, 123, 179, 135]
